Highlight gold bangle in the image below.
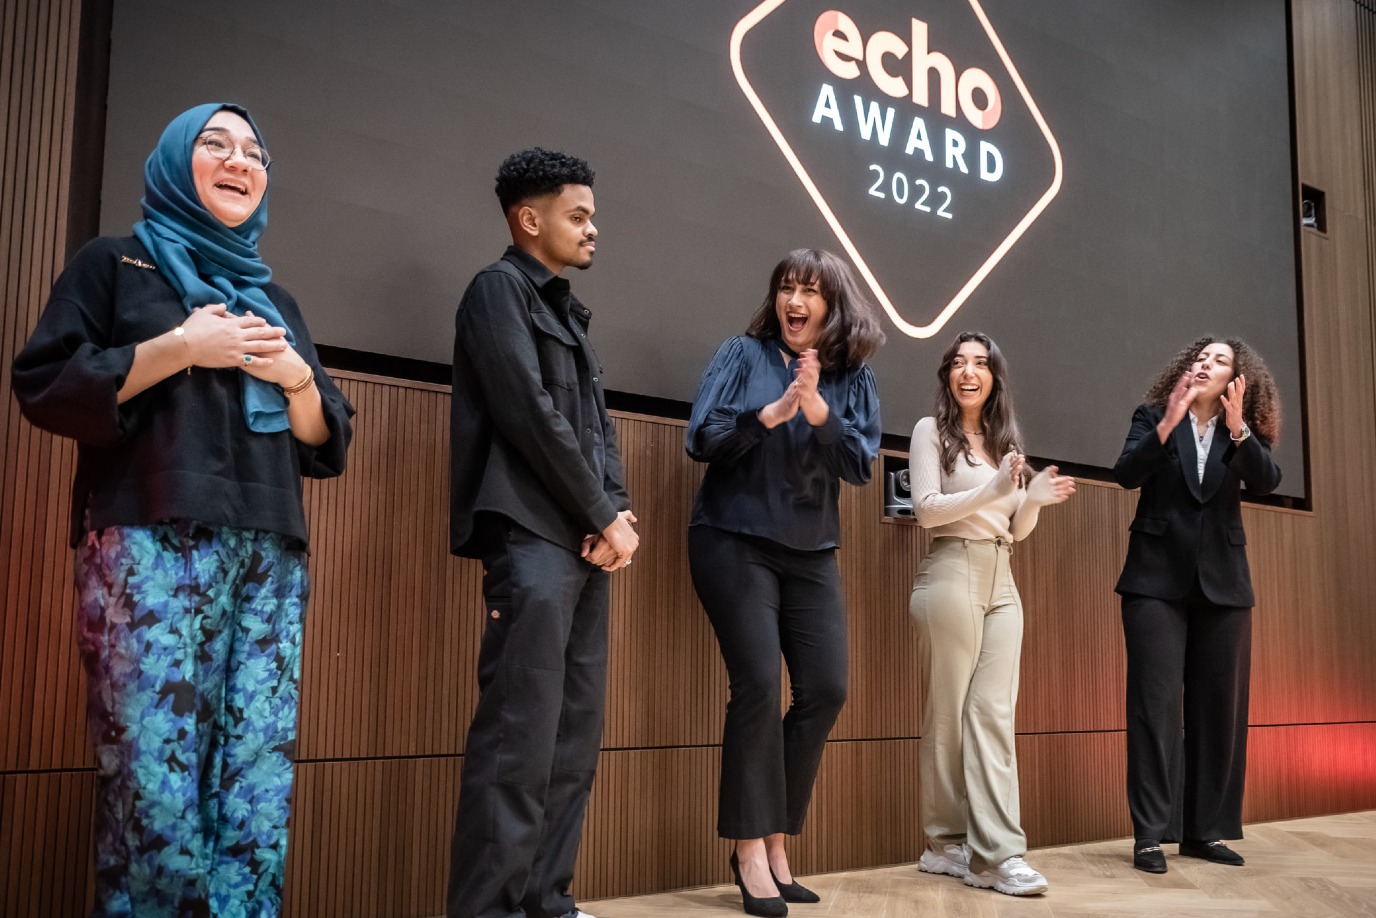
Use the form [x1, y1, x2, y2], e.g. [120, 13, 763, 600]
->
[282, 368, 316, 397]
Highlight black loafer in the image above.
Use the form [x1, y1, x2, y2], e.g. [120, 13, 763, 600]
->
[1133, 841, 1167, 874]
[1179, 839, 1245, 866]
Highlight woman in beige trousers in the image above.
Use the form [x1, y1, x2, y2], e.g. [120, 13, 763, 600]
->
[907, 331, 1074, 897]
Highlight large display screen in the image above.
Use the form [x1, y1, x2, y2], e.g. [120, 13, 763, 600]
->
[101, 0, 1306, 498]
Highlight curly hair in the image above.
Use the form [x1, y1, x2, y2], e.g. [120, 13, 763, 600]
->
[494, 147, 595, 212]
[1144, 335, 1281, 445]
[932, 331, 1025, 475]
[744, 249, 886, 372]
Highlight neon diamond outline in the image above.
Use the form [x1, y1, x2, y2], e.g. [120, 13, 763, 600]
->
[730, 0, 1063, 339]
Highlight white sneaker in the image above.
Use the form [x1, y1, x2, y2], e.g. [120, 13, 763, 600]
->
[917, 843, 971, 878]
[963, 856, 1049, 896]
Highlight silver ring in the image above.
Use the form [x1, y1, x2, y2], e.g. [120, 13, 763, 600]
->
[624, 560, 632, 566]
[243, 354, 253, 364]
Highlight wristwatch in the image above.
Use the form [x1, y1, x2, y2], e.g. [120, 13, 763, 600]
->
[1230, 423, 1251, 443]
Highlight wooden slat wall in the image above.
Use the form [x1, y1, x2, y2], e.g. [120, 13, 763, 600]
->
[0, 0, 92, 914]
[3, 1, 1376, 915]
[0, 0, 85, 772]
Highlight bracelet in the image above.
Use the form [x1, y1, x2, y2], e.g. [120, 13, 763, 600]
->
[282, 368, 316, 397]
[172, 323, 193, 374]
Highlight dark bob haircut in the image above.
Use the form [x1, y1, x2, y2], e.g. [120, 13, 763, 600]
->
[744, 248, 885, 372]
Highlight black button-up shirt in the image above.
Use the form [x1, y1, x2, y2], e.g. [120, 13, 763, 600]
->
[450, 246, 629, 557]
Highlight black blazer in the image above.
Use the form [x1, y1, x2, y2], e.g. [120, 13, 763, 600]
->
[1113, 403, 1281, 607]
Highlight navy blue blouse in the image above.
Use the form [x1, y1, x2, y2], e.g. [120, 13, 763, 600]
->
[686, 336, 881, 551]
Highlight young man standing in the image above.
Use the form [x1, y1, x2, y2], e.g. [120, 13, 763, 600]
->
[448, 148, 638, 918]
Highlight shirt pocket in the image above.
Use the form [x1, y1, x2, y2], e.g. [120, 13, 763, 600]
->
[529, 309, 579, 390]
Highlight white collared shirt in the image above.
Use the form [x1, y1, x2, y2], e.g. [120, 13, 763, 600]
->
[1187, 410, 1218, 483]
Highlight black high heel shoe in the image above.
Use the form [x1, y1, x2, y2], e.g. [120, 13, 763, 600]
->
[769, 867, 820, 904]
[729, 851, 788, 917]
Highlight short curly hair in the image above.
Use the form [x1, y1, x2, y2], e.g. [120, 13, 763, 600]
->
[1144, 335, 1282, 445]
[494, 147, 595, 212]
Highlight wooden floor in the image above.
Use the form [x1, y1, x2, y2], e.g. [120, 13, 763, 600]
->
[581, 811, 1376, 917]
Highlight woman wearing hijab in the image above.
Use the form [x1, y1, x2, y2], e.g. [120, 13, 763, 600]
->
[686, 249, 884, 917]
[1114, 337, 1281, 874]
[12, 103, 353, 916]
[907, 331, 1074, 897]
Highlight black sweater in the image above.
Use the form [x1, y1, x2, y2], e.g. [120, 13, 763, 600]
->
[12, 236, 354, 547]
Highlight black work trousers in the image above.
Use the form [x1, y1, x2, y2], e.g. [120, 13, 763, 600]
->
[1121, 582, 1251, 845]
[689, 525, 848, 839]
[447, 520, 610, 918]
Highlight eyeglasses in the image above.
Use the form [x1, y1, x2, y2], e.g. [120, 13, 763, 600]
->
[196, 131, 271, 171]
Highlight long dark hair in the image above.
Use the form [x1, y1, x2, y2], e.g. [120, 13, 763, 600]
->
[1144, 335, 1281, 445]
[933, 331, 1024, 475]
[744, 248, 885, 372]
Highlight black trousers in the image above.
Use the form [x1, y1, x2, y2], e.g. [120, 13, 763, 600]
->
[1121, 583, 1251, 844]
[689, 526, 848, 839]
[447, 520, 610, 918]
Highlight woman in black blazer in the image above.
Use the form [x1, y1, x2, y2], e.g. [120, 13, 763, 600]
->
[1113, 336, 1281, 875]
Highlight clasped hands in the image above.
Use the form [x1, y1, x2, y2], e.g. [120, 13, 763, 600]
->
[581, 510, 639, 572]
[759, 348, 829, 428]
[179, 303, 309, 387]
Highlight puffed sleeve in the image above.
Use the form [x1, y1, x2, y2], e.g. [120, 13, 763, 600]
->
[908, 416, 1016, 527]
[273, 287, 354, 479]
[685, 336, 774, 465]
[805, 364, 880, 486]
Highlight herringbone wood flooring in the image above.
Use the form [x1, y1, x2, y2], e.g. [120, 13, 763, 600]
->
[582, 811, 1376, 917]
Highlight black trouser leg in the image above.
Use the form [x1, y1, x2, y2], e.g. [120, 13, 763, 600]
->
[522, 565, 610, 918]
[447, 522, 609, 918]
[1123, 587, 1251, 844]
[1181, 602, 1251, 840]
[1122, 594, 1188, 843]
[777, 546, 848, 834]
[689, 526, 847, 839]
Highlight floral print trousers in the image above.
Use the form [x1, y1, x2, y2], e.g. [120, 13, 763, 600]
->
[74, 521, 308, 918]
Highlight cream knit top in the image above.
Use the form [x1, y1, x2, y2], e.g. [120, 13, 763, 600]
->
[908, 416, 1044, 542]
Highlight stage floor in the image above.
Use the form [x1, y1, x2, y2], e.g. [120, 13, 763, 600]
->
[581, 810, 1376, 917]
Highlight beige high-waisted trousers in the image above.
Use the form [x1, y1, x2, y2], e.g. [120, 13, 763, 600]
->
[909, 536, 1026, 873]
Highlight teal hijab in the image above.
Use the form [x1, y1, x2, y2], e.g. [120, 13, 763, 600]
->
[133, 102, 293, 433]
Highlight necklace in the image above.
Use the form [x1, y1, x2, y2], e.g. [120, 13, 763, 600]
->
[1193, 412, 1214, 445]
[963, 428, 984, 436]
